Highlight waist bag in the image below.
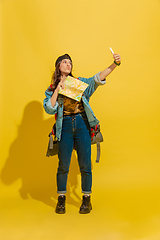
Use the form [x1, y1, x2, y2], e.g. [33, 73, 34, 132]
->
[46, 123, 103, 163]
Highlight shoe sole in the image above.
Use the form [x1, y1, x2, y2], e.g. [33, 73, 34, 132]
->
[79, 211, 91, 214]
[55, 210, 66, 214]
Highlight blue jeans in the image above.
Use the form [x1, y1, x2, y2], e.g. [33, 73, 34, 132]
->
[57, 112, 92, 194]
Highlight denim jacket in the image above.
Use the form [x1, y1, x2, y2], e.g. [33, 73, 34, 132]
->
[43, 72, 106, 141]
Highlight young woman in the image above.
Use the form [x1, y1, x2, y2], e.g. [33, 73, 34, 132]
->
[43, 53, 121, 214]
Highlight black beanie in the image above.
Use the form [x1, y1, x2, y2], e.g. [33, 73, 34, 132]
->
[55, 54, 72, 67]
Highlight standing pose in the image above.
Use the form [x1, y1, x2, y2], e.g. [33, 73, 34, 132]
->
[43, 52, 121, 214]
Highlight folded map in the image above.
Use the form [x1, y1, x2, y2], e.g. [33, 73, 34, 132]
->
[58, 76, 89, 101]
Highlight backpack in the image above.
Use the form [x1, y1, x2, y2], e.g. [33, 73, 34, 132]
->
[46, 120, 103, 163]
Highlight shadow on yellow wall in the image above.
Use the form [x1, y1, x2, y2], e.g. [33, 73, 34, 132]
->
[1, 101, 81, 209]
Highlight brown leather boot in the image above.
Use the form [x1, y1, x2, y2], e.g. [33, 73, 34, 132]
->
[79, 195, 92, 214]
[55, 195, 66, 214]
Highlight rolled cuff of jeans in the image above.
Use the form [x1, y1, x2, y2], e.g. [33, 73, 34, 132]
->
[57, 190, 67, 194]
[82, 190, 92, 194]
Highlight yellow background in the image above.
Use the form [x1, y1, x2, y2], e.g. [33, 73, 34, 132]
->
[1, 0, 160, 239]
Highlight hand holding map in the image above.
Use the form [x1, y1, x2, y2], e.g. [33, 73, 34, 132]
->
[59, 76, 89, 101]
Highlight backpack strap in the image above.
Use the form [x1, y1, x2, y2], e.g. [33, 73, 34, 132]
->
[46, 123, 57, 157]
[48, 132, 54, 149]
[91, 124, 103, 163]
[95, 132, 103, 163]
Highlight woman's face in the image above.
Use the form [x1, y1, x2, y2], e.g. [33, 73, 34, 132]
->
[59, 59, 72, 76]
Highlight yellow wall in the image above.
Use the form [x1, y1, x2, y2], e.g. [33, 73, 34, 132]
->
[1, 0, 160, 239]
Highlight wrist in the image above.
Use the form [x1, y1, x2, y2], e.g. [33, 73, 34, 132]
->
[114, 60, 121, 66]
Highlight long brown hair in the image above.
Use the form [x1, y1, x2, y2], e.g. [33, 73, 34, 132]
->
[50, 61, 74, 91]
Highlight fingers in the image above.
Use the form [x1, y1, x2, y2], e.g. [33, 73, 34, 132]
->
[59, 82, 64, 89]
[57, 82, 63, 91]
[61, 83, 65, 89]
[113, 54, 121, 63]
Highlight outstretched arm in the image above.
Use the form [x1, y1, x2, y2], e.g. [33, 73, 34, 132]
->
[99, 54, 121, 81]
